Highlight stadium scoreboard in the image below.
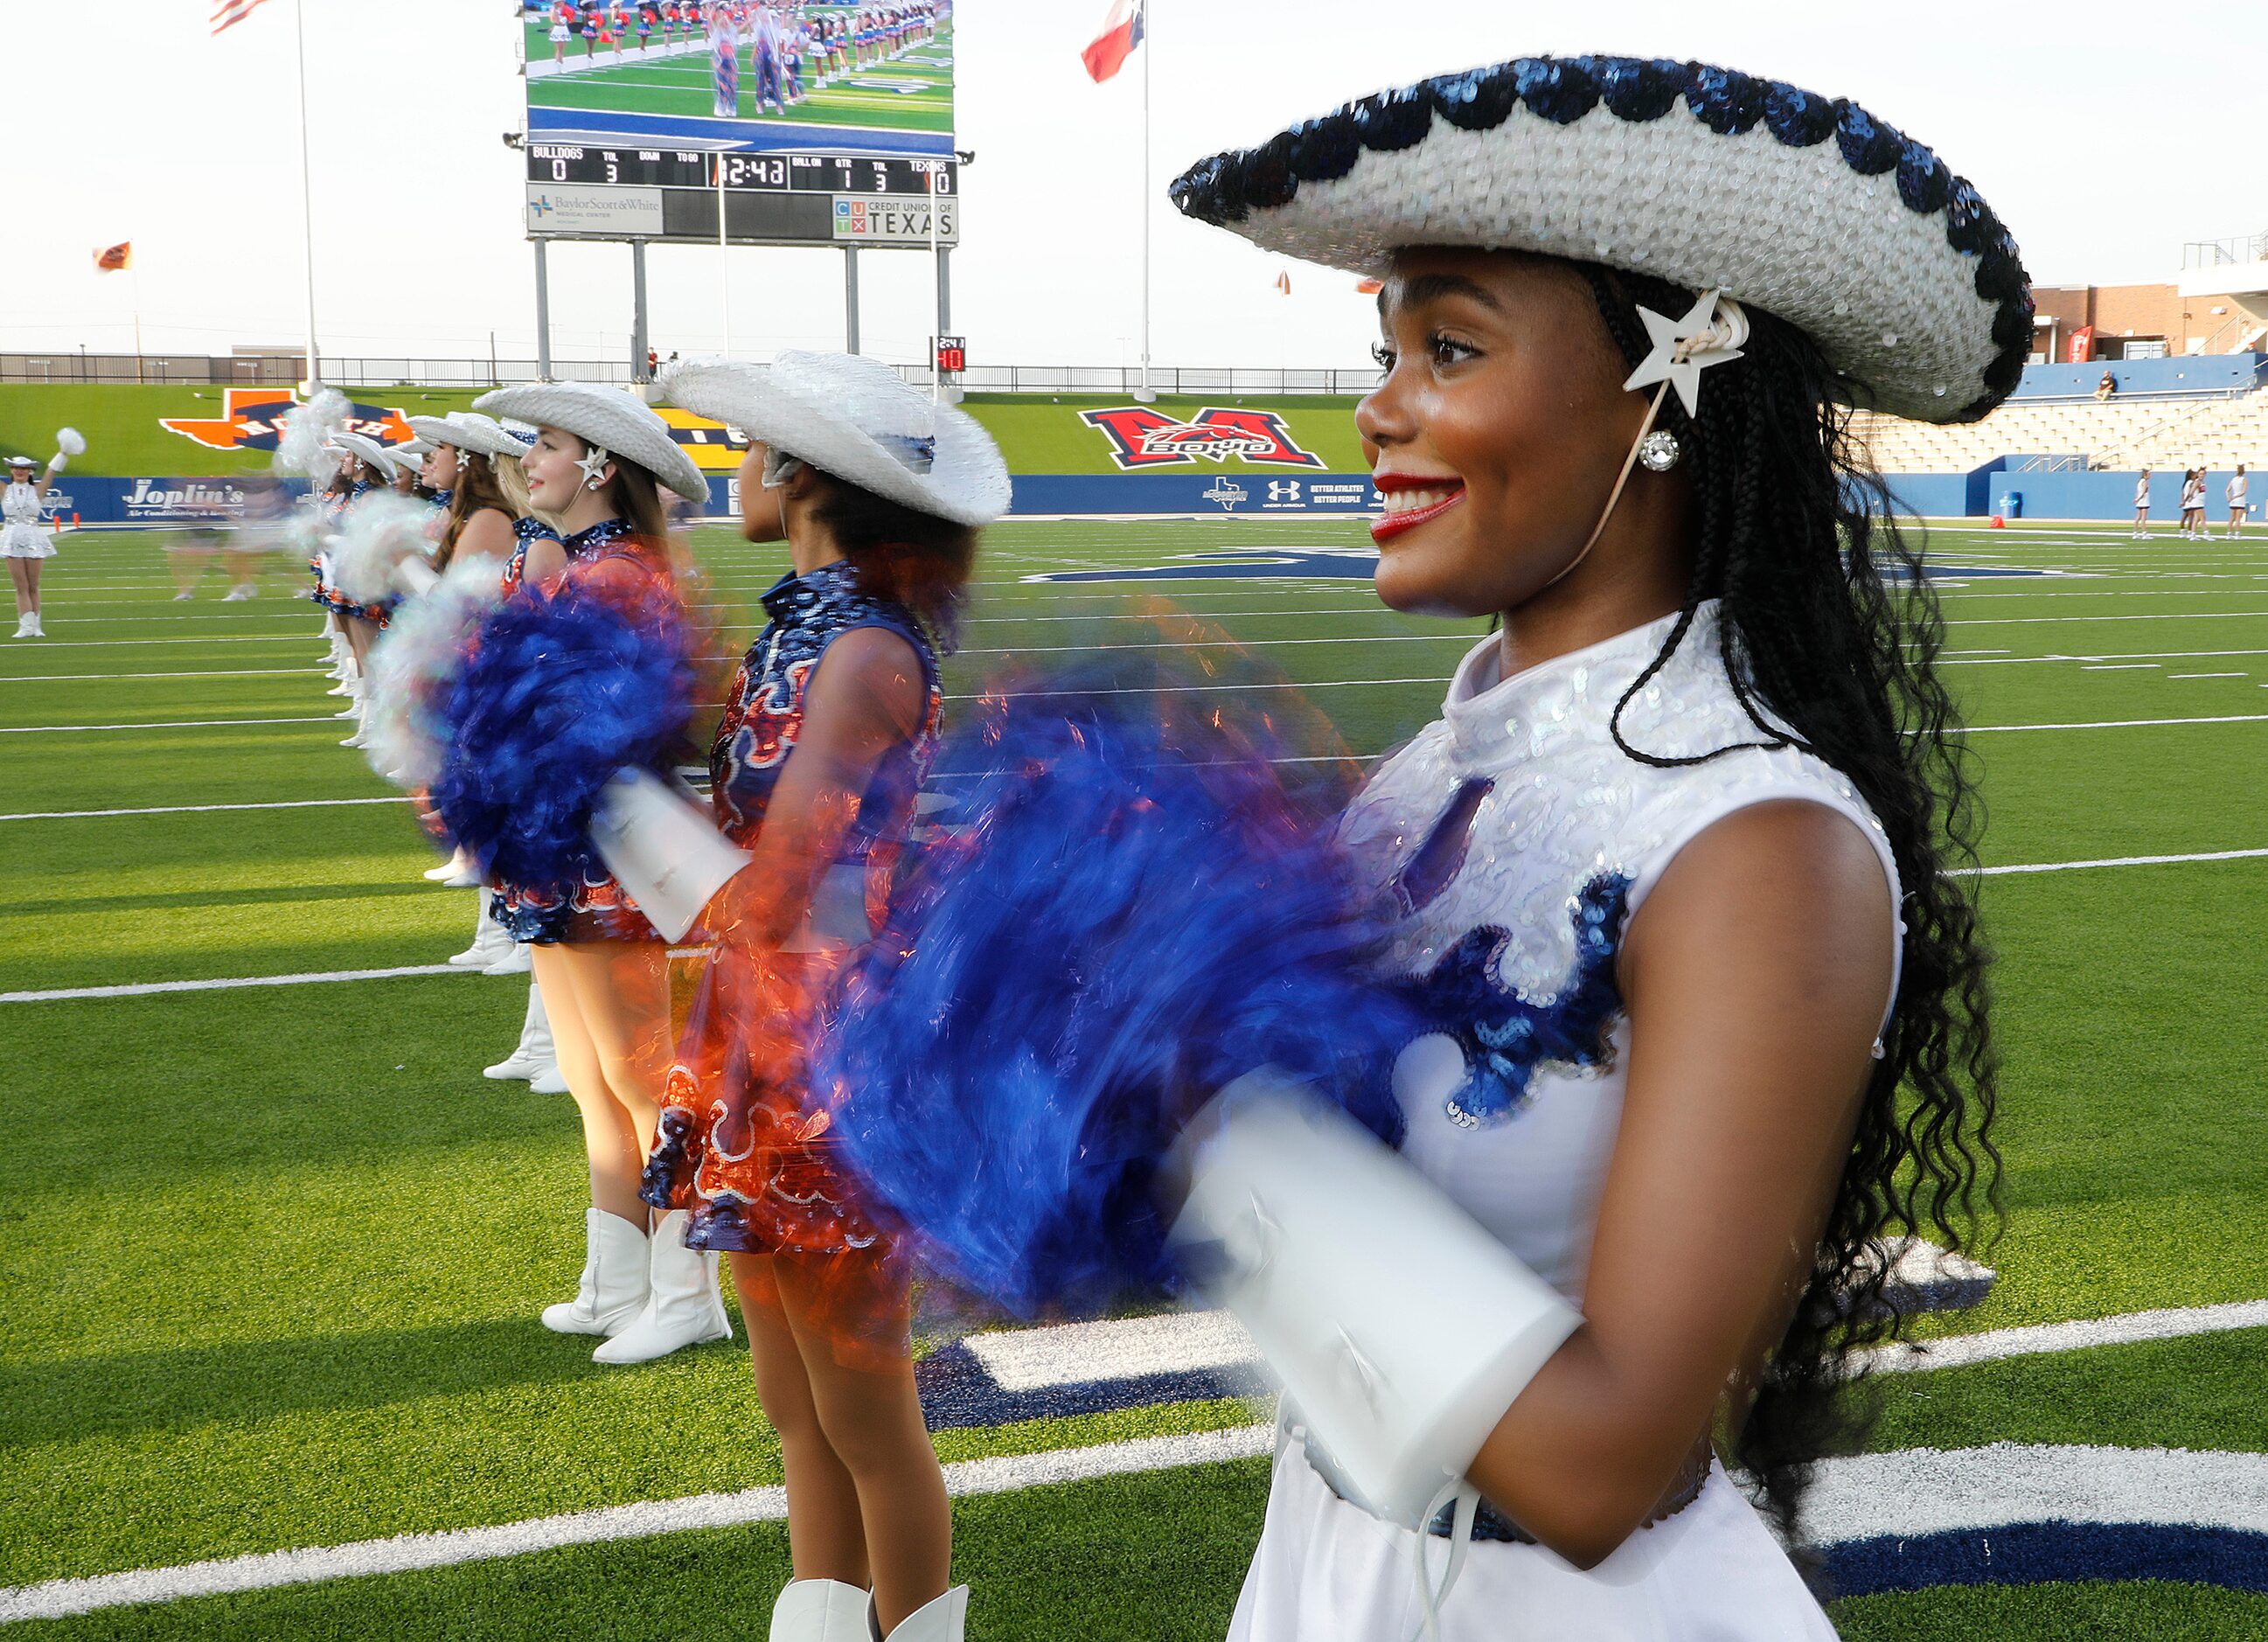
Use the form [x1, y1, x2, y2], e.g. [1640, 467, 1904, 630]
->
[525, 147, 958, 249]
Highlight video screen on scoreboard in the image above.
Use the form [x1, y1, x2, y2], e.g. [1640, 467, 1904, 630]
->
[524, 3, 953, 150]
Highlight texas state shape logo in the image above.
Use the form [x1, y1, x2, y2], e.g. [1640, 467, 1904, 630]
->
[1081, 406, 1325, 470]
[160, 388, 414, 453]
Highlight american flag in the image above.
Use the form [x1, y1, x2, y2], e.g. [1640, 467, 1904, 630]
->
[211, 0, 274, 35]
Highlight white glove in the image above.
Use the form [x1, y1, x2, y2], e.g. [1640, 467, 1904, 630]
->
[1165, 1074, 1581, 1531]
[588, 767, 751, 944]
[45, 454, 66, 475]
[394, 558, 440, 597]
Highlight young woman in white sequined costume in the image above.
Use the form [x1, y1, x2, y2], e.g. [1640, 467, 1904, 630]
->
[1159, 55, 2012, 1638]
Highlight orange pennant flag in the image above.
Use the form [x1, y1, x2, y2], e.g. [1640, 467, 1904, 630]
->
[1274, 271, 1291, 296]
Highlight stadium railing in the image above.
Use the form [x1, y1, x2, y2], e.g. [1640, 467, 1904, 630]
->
[1, 354, 1387, 396]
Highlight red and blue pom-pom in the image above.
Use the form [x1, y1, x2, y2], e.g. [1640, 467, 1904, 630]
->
[430, 581, 693, 896]
[813, 682, 1412, 1318]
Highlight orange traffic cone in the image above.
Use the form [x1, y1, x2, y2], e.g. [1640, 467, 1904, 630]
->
[1989, 515, 2005, 528]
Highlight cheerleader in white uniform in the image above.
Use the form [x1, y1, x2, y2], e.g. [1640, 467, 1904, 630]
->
[4, 431, 80, 637]
[1158, 55, 2011, 1637]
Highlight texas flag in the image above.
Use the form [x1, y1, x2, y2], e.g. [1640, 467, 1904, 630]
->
[1082, 0, 1144, 83]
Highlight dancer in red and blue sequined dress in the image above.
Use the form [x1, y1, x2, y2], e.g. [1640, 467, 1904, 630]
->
[609, 352, 1009, 1642]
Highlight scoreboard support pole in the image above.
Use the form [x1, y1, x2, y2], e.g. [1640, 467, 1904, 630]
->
[533, 240, 554, 384]
[844, 247, 863, 355]
[631, 240, 650, 384]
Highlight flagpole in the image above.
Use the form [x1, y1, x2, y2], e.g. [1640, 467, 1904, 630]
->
[718, 157, 733, 354]
[291, 0, 323, 390]
[1135, 0, 1154, 403]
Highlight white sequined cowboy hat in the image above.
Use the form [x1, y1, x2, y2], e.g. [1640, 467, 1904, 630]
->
[325, 431, 400, 481]
[470, 381, 709, 503]
[405, 411, 533, 463]
[659, 351, 1012, 527]
[1169, 55, 2032, 424]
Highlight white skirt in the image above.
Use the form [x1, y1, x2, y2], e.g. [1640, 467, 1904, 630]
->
[1, 521, 54, 559]
[1228, 1447, 1838, 1642]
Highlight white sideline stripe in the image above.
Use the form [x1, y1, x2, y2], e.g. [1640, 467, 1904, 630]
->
[0, 669, 325, 684]
[0, 966, 468, 1004]
[5, 1435, 2264, 1622]
[1964, 713, 2268, 732]
[0, 716, 338, 734]
[0, 797, 407, 821]
[0, 1425, 1274, 1623]
[1975, 848, 2268, 876]
[1867, 1299, 2268, 1374]
[960, 1297, 2268, 1398]
[1799, 1444, 2268, 1544]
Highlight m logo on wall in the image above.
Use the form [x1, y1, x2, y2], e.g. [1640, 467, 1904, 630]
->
[1081, 406, 1325, 470]
[159, 388, 414, 454]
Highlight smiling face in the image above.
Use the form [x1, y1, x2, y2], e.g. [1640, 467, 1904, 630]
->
[521, 425, 610, 511]
[1357, 248, 1682, 621]
[423, 445, 461, 491]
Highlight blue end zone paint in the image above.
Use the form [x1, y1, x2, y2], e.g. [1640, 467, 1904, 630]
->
[525, 107, 952, 156]
[1827, 1524, 2268, 1598]
[913, 1342, 1262, 1431]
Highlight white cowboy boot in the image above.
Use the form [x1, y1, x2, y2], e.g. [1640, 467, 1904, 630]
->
[541, 1207, 649, 1337]
[592, 1208, 732, 1364]
[449, 899, 512, 968]
[888, 1586, 969, 1642]
[483, 942, 534, 977]
[424, 845, 475, 883]
[768, 1580, 875, 1642]
[484, 981, 557, 1081]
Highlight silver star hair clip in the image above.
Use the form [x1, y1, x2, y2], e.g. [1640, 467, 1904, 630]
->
[575, 443, 615, 490]
[1622, 289, 1750, 419]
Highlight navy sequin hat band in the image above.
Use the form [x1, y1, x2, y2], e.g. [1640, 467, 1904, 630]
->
[1168, 54, 2031, 424]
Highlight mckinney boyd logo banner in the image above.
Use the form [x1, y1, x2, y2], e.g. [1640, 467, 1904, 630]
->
[1080, 407, 1324, 470]
[160, 388, 414, 454]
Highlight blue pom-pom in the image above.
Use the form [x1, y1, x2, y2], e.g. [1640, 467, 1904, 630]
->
[431, 581, 691, 894]
[813, 688, 1413, 1318]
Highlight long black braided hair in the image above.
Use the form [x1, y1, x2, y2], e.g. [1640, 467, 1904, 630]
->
[1572, 261, 2004, 1557]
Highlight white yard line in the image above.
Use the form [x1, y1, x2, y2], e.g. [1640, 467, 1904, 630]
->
[1973, 847, 2268, 875]
[0, 1427, 1273, 1623]
[3, 1429, 2262, 1621]
[0, 966, 470, 1004]
[0, 797, 408, 822]
[0, 669, 327, 684]
[1963, 713, 2268, 732]
[0, 717, 339, 735]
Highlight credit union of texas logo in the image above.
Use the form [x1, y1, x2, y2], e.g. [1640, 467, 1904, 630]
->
[1082, 406, 1325, 470]
[159, 388, 413, 454]
[1202, 478, 1249, 511]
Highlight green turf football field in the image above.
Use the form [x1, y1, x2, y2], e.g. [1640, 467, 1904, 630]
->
[2, 517, 2264, 1637]
[524, 10, 954, 136]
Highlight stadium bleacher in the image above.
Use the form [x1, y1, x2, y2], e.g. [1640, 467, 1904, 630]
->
[1854, 352, 2268, 483]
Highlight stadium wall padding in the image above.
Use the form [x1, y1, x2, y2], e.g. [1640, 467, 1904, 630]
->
[5, 383, 2254, 525]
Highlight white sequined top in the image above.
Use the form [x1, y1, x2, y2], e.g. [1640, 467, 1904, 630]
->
[1339, 602, 1902, 1301]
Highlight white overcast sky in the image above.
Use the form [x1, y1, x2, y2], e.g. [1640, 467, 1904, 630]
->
[2, 0, 2261, 373]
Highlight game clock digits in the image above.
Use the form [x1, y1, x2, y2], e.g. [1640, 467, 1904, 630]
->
[525, 147, 957, 248]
